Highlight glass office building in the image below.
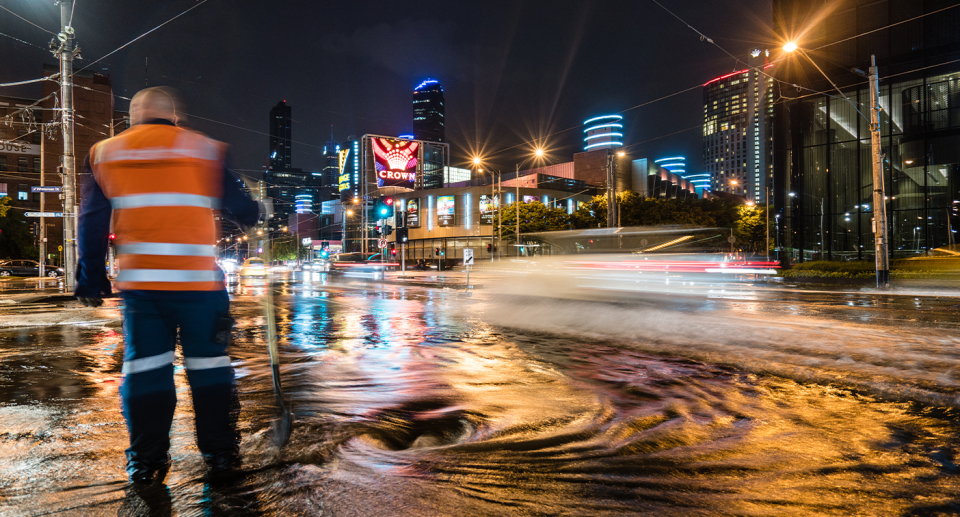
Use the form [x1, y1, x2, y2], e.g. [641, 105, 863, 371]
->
[773, 0, 960, 260]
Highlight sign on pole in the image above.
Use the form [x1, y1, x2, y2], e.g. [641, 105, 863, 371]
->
[25, 212, 63, 218]
[463, 248, 474, 266]
[31, 186, 62, 193]
[377, 238, 387, 249]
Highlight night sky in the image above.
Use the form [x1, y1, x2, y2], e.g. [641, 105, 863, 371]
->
[1, 0, 775, 177]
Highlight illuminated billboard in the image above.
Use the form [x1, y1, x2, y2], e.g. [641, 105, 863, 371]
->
[523, 195, 541, 204]
[337, 148, 351, 192]
[437, 195, 455, 226]
[405, 198, 420, 228]
[372, 138, 419, 188]
[479, 194, 498, 225]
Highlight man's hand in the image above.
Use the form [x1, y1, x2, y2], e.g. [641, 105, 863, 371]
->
[77, 296, 103, 307]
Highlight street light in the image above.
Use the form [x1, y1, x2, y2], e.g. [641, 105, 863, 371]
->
[514, 148, 547, 257]
[731, 179, 771, 261]
[781, 41, 889, 286]
[473, 157, 500, 263]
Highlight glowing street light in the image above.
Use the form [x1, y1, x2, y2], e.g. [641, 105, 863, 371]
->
[783, 41, 798, 53]
[534, 148, 544, 158]
[473, 156, 482, 165]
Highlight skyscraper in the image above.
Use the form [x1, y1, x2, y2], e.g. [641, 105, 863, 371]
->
[413, 79, 445, 142]
[702, 51, 774, 203]
[269, 100, 292, 169]
[321, 127, 341, 202]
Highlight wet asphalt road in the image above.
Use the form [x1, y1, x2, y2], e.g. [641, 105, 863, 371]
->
[2, 271, 960, 515]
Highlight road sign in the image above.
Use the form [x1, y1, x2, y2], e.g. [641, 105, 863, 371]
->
[463, 248, 474, 266]
[25, 212, 63, 218]
[31, 186, 62, 193]
[727, 235, 737, 244]
[377, 238, 387, 249]
[58, 245, 63, 251]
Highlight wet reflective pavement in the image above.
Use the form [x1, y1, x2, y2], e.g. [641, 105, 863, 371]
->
[2, 272, 960, 515]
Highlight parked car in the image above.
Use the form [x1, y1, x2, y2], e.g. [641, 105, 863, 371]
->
[0, 260, 64, 277]
[239, 257, 266, 277]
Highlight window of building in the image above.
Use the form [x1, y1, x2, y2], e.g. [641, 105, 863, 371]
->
[17, 157, 28, 172]
[0, 156, 6, 171]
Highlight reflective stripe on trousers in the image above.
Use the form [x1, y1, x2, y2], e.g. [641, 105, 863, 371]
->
[116, 269, 224, 283]
[122, 351, 175, 374]
[122, 353, 231, 374]
[110, 193, 222, 210]
[116, 243, 217, 257]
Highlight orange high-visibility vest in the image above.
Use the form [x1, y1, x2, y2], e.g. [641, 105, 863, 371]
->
[90, 123, 226, 291]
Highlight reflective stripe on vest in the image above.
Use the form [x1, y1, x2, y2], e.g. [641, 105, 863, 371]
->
[183, 356, 231, 370]
[110, 193, 222, 210]
[116, 243, 217, 257]
[116, 269, 224, 283]
[122, 351, 175, 375]
[94, 132, 220, 164]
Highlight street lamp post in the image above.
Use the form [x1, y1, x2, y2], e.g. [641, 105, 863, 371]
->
[514, 148, 545, 257]
[783, 42, 889, 287]
[789, 192, 824, 259]
[473, 157, 498, 263]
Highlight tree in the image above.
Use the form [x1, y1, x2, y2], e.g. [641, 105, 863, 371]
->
[734, 204, 771, 254]
[574, 193, 740, 229]
[270, 234, 311, 261]
[0, 199, 40, 260]
[498, 201, 571, 237]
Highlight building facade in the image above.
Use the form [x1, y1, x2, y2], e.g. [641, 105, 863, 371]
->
[321, 135, 341, 202]
[703, 53, 775, 203]
[268, 100, 292, 169]
[773, 0, 960, 260]
[583, 115, 624, 151]
[412, 79, 445, 143]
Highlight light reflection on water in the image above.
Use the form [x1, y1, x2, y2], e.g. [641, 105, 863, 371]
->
[0, 277, 959, 515]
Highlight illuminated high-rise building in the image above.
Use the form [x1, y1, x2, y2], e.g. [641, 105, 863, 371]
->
[269, 100, 292, 169]
[583, 115, 624, 151]
[702, 51, 774, 202]
[413, 79, 445, 143]
[321, 128, 341, 201]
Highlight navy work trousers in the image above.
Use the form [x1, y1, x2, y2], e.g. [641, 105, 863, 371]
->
[119, 290, 240, 467]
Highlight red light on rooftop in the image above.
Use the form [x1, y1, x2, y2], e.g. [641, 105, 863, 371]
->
[703, 69, 750, 87]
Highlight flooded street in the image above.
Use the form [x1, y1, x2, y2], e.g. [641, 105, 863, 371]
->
[2, 274, 960, 515]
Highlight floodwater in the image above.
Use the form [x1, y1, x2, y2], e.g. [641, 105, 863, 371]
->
[2, 271, 960, 515]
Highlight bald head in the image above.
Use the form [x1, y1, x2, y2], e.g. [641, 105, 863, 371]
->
[129, 87, 185, 125]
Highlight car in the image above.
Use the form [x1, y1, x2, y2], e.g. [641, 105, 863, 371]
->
[0, 260, 64, 277]
[302, 259, 330, 272]
[239, 257, 266, 277]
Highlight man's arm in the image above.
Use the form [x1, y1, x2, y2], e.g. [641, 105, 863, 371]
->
[75, 154, 112, 299]
[220, 153, 260, 229]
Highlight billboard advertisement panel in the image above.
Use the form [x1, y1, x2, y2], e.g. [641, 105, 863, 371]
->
[405, 198, 420, 228]
[523, 195, 541, 203]
[372, 138, 419, 188]
[337, 148, 351, 193]
[479, 194, 498, 225]
[437, 195, 455, 226]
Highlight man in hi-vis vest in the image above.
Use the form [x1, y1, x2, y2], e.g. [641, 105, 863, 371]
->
[75, 87, 260, 483]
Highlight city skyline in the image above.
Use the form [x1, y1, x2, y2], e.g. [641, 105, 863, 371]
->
[0, 0, 774, 175]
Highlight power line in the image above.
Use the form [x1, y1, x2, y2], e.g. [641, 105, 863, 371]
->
[811, 3, 960, 53]
[0, 4, 56, 35]
[0, 75, 59, 88]
[74, 0, 211, 75]
[0, 30, 45, 50]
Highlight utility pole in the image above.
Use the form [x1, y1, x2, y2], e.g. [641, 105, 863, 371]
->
[39, 136, 45, 279]
[515, 164, 520, 256]
[497, 173, 502, 262]
[606, 150, 617, 228]
[57, 0, 78, 289]
[868, 55, 890, 288]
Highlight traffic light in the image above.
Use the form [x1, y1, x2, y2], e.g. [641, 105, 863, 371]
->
[486, 243, 492, 252]
[394, 211, 405, 228]
[108, 233, 116, 245]
[384, 224, 393, 236]
[396, 228, 408, 243]
[378, 197, 394, 218]
[390, 243, 397, 256]
[434, 247, 440, 256]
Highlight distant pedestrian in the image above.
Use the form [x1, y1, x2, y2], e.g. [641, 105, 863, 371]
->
[75, 87, 260, 483]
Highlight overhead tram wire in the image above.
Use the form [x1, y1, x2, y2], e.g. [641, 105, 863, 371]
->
[0, 4, 56, 35]
[73, 0, 211, 75]
[0, 31, 46, 50]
